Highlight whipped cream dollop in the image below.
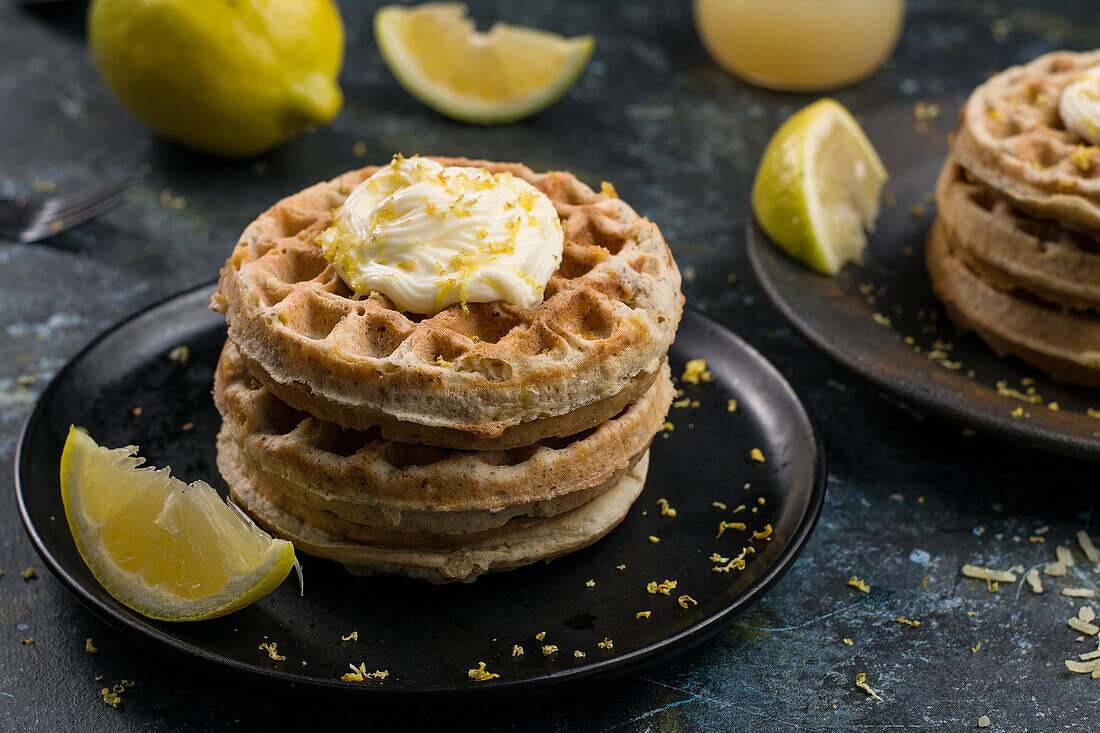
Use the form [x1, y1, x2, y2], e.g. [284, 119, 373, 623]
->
[317, 155, 564, 314]
[1059, 67, 1100, 145]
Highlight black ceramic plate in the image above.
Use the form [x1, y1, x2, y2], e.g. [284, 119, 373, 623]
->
[748, 97, 1100, 460]
[16, 283, 825, 698]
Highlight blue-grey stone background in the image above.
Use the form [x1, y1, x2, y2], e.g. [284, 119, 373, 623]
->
[2, 1, 1098, 730]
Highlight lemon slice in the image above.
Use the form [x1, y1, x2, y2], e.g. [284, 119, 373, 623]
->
[374, 2, 595, 124]
[60, 426, 295, 621]
[751, 98, 888, 275]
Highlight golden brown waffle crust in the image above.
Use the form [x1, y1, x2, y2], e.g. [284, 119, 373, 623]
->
[225, 448, 650, 584]
[212, 157, 683, 440]
[953, 50, 1100, 233]
[936, 156, 1100, 312]
[926, 217, 1100, 386]
[214, 338, 671, 518]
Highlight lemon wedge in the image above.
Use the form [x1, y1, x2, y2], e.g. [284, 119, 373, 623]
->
[751, 98, 888, 275]
[60, 426, 295, 621]
[374, 2, 594, 124]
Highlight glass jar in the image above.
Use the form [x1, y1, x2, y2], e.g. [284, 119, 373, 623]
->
[693, 0, 905, 91]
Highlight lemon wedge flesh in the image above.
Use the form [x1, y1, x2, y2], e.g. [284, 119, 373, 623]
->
[60, 427, 295, 621]
[374, 2, 595, 124]
[751, 98, 888, 275]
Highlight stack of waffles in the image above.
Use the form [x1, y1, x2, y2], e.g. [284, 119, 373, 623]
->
[928, 50, 1100, 386]
[210, 158, 683, 582]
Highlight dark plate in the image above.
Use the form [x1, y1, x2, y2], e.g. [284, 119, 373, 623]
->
[15, 283, 825, 698]
[748, 97, 1100, 461]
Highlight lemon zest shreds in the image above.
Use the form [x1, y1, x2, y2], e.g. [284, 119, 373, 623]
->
[681, 359, 713, 385]
[512, 645, 524, 657]
[101, 688, 122, 708]
[659, 422, 674, 434]
[636, 611, 651, 619]
[341, 631, 359, 642]
[710, 553, 730, 563]
[716, 521, 746, 538]
[597, 637, 613, 650]
[678, 595, 698, 609]
[848, 576, 871, 593]
[843, 638, 854, 646]
[85, 638, 98, 654]
[712, 502, 727, 510]
[727, 399, 738, 413]
[656, 498, 677, 517]
[855, 673, 883, 700]
[753, 524, 773, 540]
[646, 579, 678, 595]
[468, 662, 499, 682]
[21, 567, 36, 580]
[573, 650, 586, 658]
[749, 448, 766, 463]
[896, 616, 920, 627]
[259, 642, 285, 661]
[648, 536, 660, 544]
[541, 645, 559, 656]
[972, 643, 981, 653]
[535, 631, 546, 641]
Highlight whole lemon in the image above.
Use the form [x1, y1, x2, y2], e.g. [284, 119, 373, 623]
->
[88, 0, 345, 157]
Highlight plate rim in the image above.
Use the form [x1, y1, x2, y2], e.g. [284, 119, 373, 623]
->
[747, 219, 1100, 461]
[14, 281, 827, 698]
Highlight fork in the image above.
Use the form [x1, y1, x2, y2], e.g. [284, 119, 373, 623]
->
[0, 166, 150, 244]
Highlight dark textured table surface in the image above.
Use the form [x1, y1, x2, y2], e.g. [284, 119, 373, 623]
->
[3, 1, 1100, 730]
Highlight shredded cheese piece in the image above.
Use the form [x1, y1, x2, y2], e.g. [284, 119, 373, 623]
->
[978, 715, 991, 729]
[468, 662, 499, 681]
[848, 576, 871, 593]
[1025, 568, 1043, 594]
[1066, 658, 1100, 674]
[1045, 561, 1067, 577]
[1081, 607, 1096, 623]
[258, 642, 285, 661]
[1057, 545, 1076, 567]
[1063, 588, 1098, 599]
[855, 673, 883, 700]
[961, 564, 1017, 583]
[1068, 617, 1099, 635]
[1080, 531, 1100, 565]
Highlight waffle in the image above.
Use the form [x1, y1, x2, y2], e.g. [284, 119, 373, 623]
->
[952, 49, 1100, 234]
[926, 217, 1100, 386]
[221, 433, 650, 583]
[211, 157, 683, 450]
[935, 156, 1100, 313]
[213, 338, 670, 535]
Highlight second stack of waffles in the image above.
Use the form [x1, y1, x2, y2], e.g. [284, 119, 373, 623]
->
[210, 158, 683, 583]
[928, 50, 1100, 386]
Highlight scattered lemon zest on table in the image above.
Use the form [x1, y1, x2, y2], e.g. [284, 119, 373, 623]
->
[85, 638, 98, 654]
[749, 448, 766, 463]
[341, 631, 359, 642]
[656, 498, 677, 517]
[636, 611, 651, 619]
[21, 567, 36, 581]
[727, 399, 738, 413]
[716, 521, 746, 538]
[541, 645, 559, 656]
[597, 637, 613, 650]
[646, 579, 677, 595]
[753, 524, 773, 540]
[20, 637, 34, 645]
[848, 576, 871, 593]
[896, 616, 920, 627]
[855, 672, 883, 700]
[843, 638, 853, 646]
[678, 595, 698, 609]
[535, 631, 546, 641]
[512, 645, 524, 657]
[573, 650, 586, 658]
[971, 643, 981, 653]
[648, 535, 660, 544]
[712, 501, 727, 510]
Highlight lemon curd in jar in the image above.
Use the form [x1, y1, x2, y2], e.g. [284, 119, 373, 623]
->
[693, 0, 905, 91]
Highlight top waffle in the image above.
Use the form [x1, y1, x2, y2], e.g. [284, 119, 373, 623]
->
[953, 49, 1100, 234]
[212, 158, 683, 449]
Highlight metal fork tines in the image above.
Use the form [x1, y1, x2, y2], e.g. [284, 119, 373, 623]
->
[1, 166, 150, 243]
